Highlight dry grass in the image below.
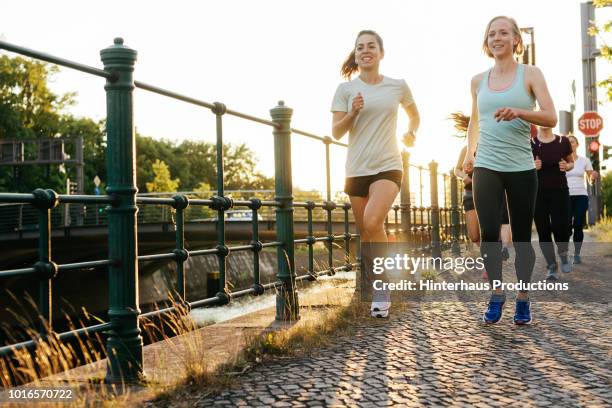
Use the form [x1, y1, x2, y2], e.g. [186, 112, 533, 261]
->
[590, 216, 612, 242]
[1, 255, 363, 406]
[148, 289, 368, 405]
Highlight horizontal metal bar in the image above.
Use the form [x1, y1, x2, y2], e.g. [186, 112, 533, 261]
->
[58, 195, 115, 204]
[262, 241, 283, 248]
[225, 108, 278, 128]
[0, 321, 116, 356]
[134, 80, 215, 109]
[134, 80, 278, 128]
[291, 128, 348, 147]
[229, 245, 254, 252]
[189, 248, 219, 256]
[0, 40, 112, 79]
[294, 238, 309, 244]
[227, 200, 279, 208]
[188, 296, 223, 309]
[138, 252, 177, 262]
[140, 305, 178, 319]
[57, 322, 115, 341]
[0, 193, 36, 204]
[136, 197, 176, 205]
[0, 338, 37, 356]
[0, 267, 38, 279]
[263, 281, 282, 290]
[57, 259, 114, 272]
[188, 199, 214, 206]
[231, 287, 257, 298]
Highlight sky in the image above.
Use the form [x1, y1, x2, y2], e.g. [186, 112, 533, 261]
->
[1, 0, 611, 193]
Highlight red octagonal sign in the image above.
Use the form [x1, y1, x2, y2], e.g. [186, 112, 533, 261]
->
[578, 111, 603, 137]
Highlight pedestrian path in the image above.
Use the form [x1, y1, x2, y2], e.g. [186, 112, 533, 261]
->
[177, 241, 611, 407]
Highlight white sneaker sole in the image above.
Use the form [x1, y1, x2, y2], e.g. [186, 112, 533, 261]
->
[371, 308, 389, 318]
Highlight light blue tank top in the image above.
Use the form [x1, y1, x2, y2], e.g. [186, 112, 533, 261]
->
[474, 64, 536, 172]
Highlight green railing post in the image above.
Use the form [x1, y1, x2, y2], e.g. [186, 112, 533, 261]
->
[211, 102, 232, 305]
[450, 168, 461, 256]
[270, 101, 299, 321]
[343, 203, 351, 267]
[100, 38, 144, 383]
[400, 151, 411, 242]
[250, 198, 264, 296]
[32, 189, 59, 335]
[429, 161, 441, 259]
[173, 195, 189, 301]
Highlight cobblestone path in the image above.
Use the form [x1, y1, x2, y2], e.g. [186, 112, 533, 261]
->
[162, 242, 611, 407]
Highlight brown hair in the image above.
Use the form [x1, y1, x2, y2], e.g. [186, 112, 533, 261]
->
[568, 135, 579, 145]
[482, 16, 524, 58]
[340, 30, 384, 80]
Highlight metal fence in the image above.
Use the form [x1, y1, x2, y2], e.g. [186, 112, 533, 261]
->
[0, 38, 466, 383]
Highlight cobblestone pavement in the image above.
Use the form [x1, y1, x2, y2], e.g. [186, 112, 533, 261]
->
[161, 244, 612, 407]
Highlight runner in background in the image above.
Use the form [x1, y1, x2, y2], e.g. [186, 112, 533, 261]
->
[451, 112, 512, 282]
[566, 135, 598, 264]
[532, 127, 574, 280]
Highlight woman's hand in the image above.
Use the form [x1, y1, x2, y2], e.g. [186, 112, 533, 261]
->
[559, 159, 569, 172]
[535, 156, 542, 170]
[591, 171, 599, 182]
[402, 130, 416, 147]
[350, 92, 364, 118]
[494, 107, 522, 122]
[463, 153, 474, 174]
[463, 175, 472, 185]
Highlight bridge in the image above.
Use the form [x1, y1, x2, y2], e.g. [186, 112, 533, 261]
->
[0, 38, 467, 385]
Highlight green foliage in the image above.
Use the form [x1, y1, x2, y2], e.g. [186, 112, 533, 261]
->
[602, 171, 612, 216]
[136, 135, 274, 193]
[0, 55, 105, 193]
[591, 1, 612, 102]
[0, 54, 273, 195]
[146, 159, 180, 193]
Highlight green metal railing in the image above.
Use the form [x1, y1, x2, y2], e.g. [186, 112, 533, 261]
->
[0, 38, 466, 383]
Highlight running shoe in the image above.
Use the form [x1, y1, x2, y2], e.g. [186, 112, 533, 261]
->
[482, 294, 506, 324]
[560, 258, 572, 274]
[573, 254, 582, 265]
[545, 264, 558, 281]
[371, 301, 390, 318]
[501, 246, 510, 261]
[513, 299, 532, 325]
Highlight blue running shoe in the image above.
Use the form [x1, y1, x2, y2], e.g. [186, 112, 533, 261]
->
[514, 299, 532, 325]
[483, 294, 506, 324]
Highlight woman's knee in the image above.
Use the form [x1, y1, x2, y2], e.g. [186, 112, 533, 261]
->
[363, 216, 385, 237]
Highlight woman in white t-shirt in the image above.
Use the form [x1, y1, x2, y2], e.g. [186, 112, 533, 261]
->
[331, 30, 420, 318]
[566, 135, 598, 264]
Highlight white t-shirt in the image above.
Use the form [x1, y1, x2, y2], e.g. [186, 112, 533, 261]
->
[565, 156, 593, 196]
[331, 76, 414, 177]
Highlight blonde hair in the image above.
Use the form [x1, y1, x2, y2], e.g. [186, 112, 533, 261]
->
[482, 16, 524, 58]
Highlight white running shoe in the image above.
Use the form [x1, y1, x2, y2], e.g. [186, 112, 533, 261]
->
[370, 301, 391, 318]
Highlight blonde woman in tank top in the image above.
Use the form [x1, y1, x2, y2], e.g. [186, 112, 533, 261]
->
[331, 30, 420, 318]
[463, 16, 557, 325]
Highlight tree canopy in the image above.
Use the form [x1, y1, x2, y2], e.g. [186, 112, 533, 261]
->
[0, 55, 273, 195]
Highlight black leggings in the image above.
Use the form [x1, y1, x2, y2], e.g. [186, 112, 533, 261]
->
[568, 195, 589, 255]
[534, 188, 570, 266]
[473, 167, 537, 286]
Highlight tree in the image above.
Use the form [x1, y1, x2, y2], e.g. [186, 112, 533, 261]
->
[0, 55, 104, 194]
[146, 159, 180, 193]
[590, 0, 612, 102]
[602, 171, 612, 216]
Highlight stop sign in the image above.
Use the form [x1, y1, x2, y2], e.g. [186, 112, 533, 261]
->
[578, 111, 603, 137]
